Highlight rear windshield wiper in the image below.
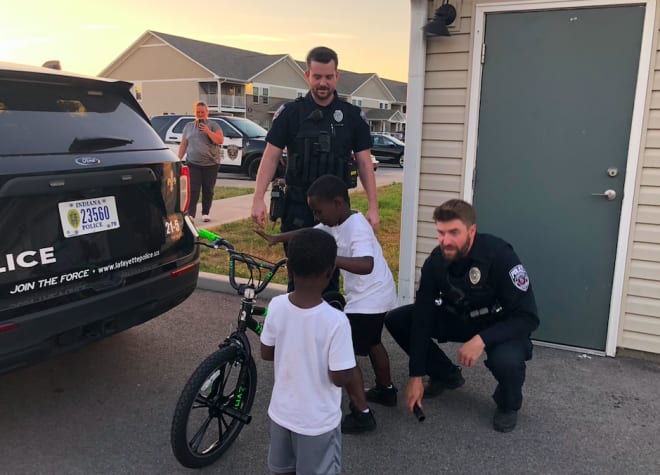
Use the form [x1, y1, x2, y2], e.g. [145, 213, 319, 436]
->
[69, 136, 134, 153]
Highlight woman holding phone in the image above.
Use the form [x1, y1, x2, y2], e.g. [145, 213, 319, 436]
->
[178, 101, 224, 222]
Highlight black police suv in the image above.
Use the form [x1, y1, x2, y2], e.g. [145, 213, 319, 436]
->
[151, 114, 284, 180]
[371, 133, 405, 168]
[0, 62, 199, 374]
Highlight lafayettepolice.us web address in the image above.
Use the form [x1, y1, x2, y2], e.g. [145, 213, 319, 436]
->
[97, 251, 160, 274]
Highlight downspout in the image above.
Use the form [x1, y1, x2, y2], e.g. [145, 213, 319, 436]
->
[398, 0, 429, 304]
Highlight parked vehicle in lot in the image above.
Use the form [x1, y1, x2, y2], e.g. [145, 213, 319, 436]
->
[0, 62, 199, 374]
[371, 133, 405, 168]
[151, 114, 282, 180]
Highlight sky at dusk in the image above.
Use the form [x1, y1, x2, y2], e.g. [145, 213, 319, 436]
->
[2, 0, 412, 82]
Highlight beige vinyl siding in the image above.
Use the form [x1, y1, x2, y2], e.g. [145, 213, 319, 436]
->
[618, 9, 660, 353]
[354, 79, 393, 104]
[415, 8, 472, 268]
[253, 60, 307, 89]
[140, 81, 199, 117]
[143, 35, 162, 46]
[106, 43, 210, 80]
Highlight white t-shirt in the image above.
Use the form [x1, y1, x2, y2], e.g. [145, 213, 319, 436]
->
[316, 212, 397, 314]
[260, 294, 355, 436]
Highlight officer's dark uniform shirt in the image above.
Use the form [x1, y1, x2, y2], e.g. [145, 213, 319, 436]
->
[266, 91, 371, 195]
[409, 233, 539, 377]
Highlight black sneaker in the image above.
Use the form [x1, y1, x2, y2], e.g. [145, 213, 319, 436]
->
[493, 408, 518, 432]
[341, 408, 376, 434]
[365, 384, 398, 407]
[424, 367, 465, 398]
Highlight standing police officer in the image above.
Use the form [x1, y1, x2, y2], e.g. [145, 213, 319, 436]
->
[251, 47, 379, 290]
[386, 199, 539, 432]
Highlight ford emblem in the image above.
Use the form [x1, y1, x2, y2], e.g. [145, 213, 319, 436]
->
[75, 157, 101, 166]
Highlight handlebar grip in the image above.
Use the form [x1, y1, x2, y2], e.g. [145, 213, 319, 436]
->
[198, 228, 219, 241]
[253, 306, 268, 317]
[413, 405, 425, 422]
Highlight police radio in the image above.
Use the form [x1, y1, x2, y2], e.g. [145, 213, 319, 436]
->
[269, 179, 286, 222]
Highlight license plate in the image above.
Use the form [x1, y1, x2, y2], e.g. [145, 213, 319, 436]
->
[58, 196, 120, 238]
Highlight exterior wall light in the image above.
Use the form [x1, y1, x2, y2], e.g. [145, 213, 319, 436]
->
[424, 0, 457, 37]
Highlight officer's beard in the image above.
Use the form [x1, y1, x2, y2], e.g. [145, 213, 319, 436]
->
[441, 235, 472, 261]
[311, 86, 333, 102]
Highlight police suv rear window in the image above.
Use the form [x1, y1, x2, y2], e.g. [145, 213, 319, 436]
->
[0, 81, 164, 156]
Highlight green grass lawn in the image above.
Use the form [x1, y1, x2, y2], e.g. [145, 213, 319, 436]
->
[199, 183, 402, 286]
[213, 186, 254, 200]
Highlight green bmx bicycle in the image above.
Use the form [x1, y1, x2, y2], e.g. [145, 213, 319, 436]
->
[170, 228, 287, 468]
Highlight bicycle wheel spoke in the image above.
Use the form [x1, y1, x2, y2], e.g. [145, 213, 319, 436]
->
[193, 394, 210, 408]
[221, 361, 235, 388]
[217, 414, 227, 437]
[189, 415, 214, 453]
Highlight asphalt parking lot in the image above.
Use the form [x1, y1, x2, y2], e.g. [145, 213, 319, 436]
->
[2, 285, 659, 474]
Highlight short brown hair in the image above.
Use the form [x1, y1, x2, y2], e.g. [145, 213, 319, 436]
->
[433, 199, 476, 227]
[306, 46, 339, 69]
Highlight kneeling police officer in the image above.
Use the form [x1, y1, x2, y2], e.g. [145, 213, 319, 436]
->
[386, 199, 539, 432]
[251, 46, 378, 291]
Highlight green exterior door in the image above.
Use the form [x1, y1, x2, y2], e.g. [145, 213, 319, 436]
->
[472, 6, 645, 350]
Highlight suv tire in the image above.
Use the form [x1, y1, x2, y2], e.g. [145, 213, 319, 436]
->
[247, 156, 261, 181]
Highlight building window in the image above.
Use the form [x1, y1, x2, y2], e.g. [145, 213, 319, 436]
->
[199, 82, 218, 107]
[262, 88, 269, 105]
[134, 82, 143, 101]
[297, 92, 304, 98]
[379, 102, 390, 110]
[352, 99, 362, 107]
[262, 119, 270, 129]
[253, 87, 259, 104]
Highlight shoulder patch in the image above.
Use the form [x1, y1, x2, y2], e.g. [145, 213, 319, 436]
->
[273, 103, 287, 121]
[360, 111, 368, 124]
[509, 264, 529, 291]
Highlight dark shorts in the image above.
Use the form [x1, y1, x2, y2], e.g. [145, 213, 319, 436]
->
[346, 313, 387, 356]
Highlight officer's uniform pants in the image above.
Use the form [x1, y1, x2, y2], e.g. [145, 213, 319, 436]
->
[385, 304, 533, 412]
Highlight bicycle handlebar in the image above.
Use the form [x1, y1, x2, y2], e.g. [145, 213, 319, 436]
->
[197, 228, 234, 250]
[196, 228, 287, 296]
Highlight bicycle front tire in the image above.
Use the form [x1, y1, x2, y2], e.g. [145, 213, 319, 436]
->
[171, 345, 258, 468]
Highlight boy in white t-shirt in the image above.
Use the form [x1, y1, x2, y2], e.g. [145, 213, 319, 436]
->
[261, 228, 355, 475]
[256, 174, 399, 435]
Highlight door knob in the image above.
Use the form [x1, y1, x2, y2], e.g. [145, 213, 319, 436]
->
[591, 189, 616, 200]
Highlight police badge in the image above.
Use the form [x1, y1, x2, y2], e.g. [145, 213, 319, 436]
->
[469, 267, 481, 285]
[226, 144, 239, 160]
[509, 264, 530, 291]
[333, 109, 343, 122]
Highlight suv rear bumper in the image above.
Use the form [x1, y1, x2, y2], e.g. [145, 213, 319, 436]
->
[0, 260, 199, 375]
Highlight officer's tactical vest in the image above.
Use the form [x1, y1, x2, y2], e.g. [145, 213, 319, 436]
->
[431, 243, 504, 323]
[285, 97, 356, 190]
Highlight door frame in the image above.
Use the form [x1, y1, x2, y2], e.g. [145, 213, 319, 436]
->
[463, 0, 656, 356]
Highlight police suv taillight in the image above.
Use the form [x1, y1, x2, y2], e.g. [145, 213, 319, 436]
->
[180, 165, 190, 212]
